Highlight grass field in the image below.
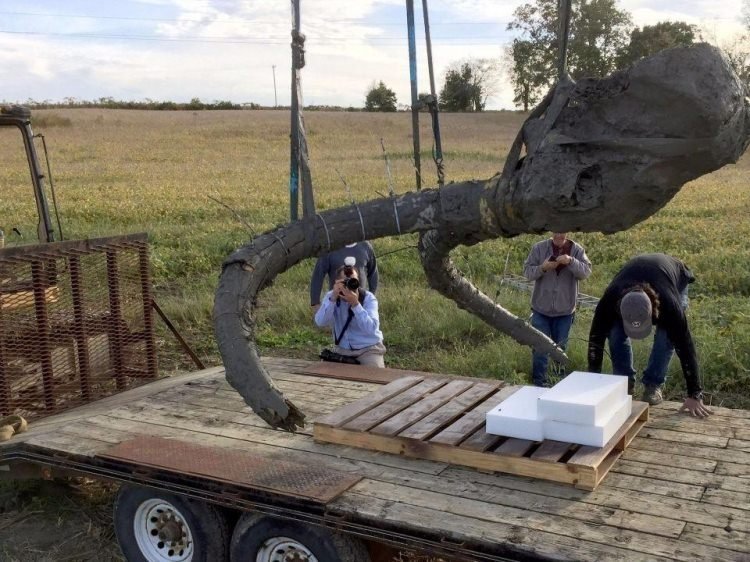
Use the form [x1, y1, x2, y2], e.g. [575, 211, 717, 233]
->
[1, 108, 750, 560]
[2, 107, 749, 408]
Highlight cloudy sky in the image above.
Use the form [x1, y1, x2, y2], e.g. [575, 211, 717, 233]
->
[0, 0, 745, 109]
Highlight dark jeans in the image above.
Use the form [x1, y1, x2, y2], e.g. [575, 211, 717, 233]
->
[531, 311, 575, 387]
[608, 287, 689, 388]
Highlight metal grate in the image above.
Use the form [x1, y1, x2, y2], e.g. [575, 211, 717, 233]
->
[99, 435, 362, 503]
[0, 233, 156, 419]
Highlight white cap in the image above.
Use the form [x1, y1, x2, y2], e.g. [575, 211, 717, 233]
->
[344, 256, 356, 267]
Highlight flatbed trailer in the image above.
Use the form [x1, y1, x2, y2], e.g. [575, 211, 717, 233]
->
[1, 357, 748, 561]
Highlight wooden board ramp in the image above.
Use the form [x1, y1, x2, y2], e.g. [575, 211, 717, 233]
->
[314, 375, 649, 490]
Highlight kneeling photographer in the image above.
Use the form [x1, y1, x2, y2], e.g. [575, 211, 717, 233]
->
[314, 261, 386, 367]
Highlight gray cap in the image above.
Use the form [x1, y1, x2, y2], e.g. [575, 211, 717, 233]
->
[620, 291, 653, 340]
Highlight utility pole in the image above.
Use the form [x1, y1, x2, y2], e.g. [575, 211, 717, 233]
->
[272, 65, 278, 107]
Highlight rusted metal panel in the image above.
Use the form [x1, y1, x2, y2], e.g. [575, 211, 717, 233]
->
[0, 233, 156, 420]
[98, 435, 361, 504]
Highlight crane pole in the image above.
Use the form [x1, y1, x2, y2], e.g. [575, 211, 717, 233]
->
[557, 0, 573, 80]
[406, 0, 421, 190]
[421, 0, 444, 186]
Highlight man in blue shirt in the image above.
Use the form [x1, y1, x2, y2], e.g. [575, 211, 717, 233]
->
[314, 264, 385, 367]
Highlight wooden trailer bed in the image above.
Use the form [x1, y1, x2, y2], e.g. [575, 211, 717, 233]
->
[1, 358, 748, 561]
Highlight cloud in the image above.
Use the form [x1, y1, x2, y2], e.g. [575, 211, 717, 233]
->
[0, 0, 746, 109]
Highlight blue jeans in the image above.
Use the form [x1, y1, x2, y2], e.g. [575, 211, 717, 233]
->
[531, 311, 575, 386]
[608, 288, 689, 388]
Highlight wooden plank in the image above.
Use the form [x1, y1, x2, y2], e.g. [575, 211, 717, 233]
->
[630, 436, 750, 465]
[653, 401, 750, 420]
[61, 416, 438, 486]
[530, 440, 574, 463]
[67, 416, 687, 540]
[640, 427, 730, 448]
[622, 448, 718, 473]
[441, 465, 750, 532]
[603, 472, 705, 501]
[681, 522, 750, 555]
[103, 398, 449, 475]
[371, 379, 473, 436]
[495, 438, 536, 458]
[728, 438, 750, 452]
[568, 402, 649, 468]
[348, 479, 738, 562]
[715, 461, 750, 478]
[0, 367, 227, 448]
[314, 424, 582, 486]
[299, 361, 409, 384]
[702, 488, 750, 511]
[429, 385, 518, 446]
[459, 426, 504, 453]
[403, 381, 501, 441]
[343, 378, 447, 432]
[614, 459, 750, 494]
[331, 492, 658, 562]
[315, 375, 423, 428]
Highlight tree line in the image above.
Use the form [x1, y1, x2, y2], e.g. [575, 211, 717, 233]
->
[367, 0, 750, 112]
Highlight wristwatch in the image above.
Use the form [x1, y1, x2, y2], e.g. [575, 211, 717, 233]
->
[690, 390, 704, 401]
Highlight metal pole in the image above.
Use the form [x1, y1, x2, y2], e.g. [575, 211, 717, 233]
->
[272, 65, 278, 107]
[289, 0, 301, 220]
[421, 0, 444, 186]
[406, 0, 421, 190]
[557, 0, 573, 80]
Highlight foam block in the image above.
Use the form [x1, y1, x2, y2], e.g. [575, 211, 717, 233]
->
[485, 386, 547, 441]
[538, 371, 628, 426]
[543, 395, 633, 447]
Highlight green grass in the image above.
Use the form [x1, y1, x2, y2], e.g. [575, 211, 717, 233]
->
[2, 108, 749, 407]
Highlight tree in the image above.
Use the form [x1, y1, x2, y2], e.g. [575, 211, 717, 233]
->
[507, 0, 632, 108]
[616, 22, 696, 67]
[439, 59, 499, 112]
[509, 40, 547, 111]
[364, 81, 397, 112]
[722, 35, 750, 89]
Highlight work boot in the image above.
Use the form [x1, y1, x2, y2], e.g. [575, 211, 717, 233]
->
[641, 384, 663, 405]
[627, 378, 635, 395]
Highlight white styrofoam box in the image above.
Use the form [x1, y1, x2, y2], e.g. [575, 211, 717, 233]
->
[485, 386, 547, 441]
[538, 371, 628, 426]
[543, 395, 633, 447]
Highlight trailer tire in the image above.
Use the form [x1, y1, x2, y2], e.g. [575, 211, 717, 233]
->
[230, 512, 370, 562]
[114, 484, 230, 562]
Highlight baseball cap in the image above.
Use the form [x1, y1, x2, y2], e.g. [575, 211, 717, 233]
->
[620, 291, 653, 340]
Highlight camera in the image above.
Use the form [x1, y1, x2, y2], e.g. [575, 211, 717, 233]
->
[343, 276, 360, 291]
[341, 265, 359, 291]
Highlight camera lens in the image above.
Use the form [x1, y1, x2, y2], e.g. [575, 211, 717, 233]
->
[344, 277, 360, 291]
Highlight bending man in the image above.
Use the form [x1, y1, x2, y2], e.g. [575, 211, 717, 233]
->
[587, 253, 711, 417]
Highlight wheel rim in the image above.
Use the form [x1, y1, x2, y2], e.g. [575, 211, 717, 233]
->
[133, 498, 195, 562]
[255, 536, 318, 562]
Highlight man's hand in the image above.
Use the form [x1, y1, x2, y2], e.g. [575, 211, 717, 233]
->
[680, 397, 713, 418]
[542, 259, 558, 272]
[340, 287, 360, 307]
[311, 304, 321, 314]
[556, 254, 572, 266]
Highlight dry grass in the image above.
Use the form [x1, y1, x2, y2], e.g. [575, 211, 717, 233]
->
[1, 107, 749, 399]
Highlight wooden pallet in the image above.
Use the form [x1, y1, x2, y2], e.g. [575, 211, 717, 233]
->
[314, 375, 649, 490]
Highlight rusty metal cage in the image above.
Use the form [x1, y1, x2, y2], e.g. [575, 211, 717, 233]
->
[0, 233, 156, 420]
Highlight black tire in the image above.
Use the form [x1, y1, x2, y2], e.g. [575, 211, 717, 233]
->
[230, 512, 370, 562]
[114, 484, 230, 562]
